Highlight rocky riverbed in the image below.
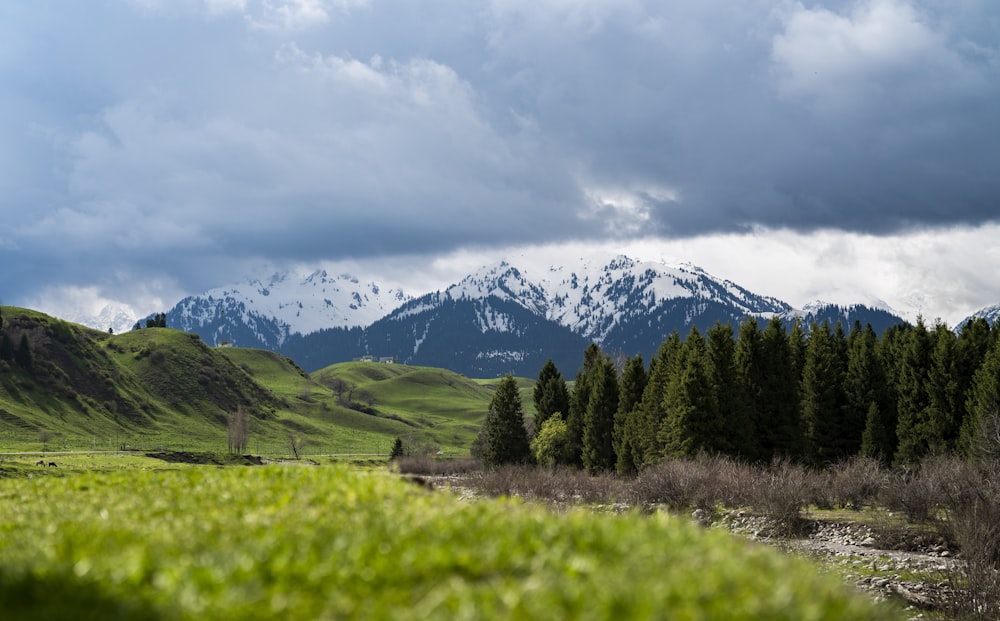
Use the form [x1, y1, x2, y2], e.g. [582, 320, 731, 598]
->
[719, 511, 960, 618]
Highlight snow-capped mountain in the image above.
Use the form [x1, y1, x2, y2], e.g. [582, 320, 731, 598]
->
[145, 254, 910, 376]
[62, 302, 139, 336]
[162, 270, 410, 349]
[283, 255, 800, 374]
[783, 301, 907, 335]
[959, 304, 1000, 328]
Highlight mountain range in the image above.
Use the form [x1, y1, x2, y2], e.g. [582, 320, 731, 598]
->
[142, 255, 912, 377]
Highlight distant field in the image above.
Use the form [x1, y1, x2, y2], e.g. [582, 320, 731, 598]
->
[0, 462, 901, 621]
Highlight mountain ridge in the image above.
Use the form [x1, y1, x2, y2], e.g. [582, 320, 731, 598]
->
[143, 254, 924, 376]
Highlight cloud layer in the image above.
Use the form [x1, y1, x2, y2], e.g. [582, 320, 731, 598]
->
[1, 0, 998, 322]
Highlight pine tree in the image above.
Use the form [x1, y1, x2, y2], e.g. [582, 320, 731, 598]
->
[960, 336, 1000, 460]
[614, 355, 647, 475]
[475, 374, 531, 466]
[800, 322, 846, 466]
[735, 317, 765, 461]
[566, 344, 605, 467]
[14, 333, 32, 369]
[952, 318, 992, 453]
[849, 324, 895, 463]
[706, 322, 751, 457]
[533, 359, 570, 432]
[659, 327, 723, 458]
[925, 322, 961, 454]
[788, 318, 807, 384]
[894, 319, 933, 465]
[0, 332, 13, 363]
[632, 332, 682, 467]
[390, 437, 405, 460]
[582, 357, 619, 473]
[758, 317, 802, 460]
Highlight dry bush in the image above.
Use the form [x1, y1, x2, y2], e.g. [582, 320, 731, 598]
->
[880, 467, 939, 523]
[743, 457, 824, 532]
[946, 492, 1000, 620]
[394, 455, 478, 476]
[630, 454, 729, 511]
[828, 456, 888, 509]
[464, 465, 621, 505]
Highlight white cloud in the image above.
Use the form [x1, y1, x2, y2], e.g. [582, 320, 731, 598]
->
[771, 0, 973, 112]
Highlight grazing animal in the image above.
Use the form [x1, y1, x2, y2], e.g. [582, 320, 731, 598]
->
[35, 460, 45, 466]
[48, 462, 57, 468]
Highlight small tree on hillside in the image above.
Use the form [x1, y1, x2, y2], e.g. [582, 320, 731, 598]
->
[227, 407, 251, 454]
[390, 437, 405, 460]
[14, 333, 32, 369]
[0, 332, 13, 363]
[475, 374, 531, 467]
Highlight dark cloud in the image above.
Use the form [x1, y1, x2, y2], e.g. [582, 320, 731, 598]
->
[1, 0, 998, 310]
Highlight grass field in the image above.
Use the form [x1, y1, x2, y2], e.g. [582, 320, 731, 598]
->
[0, 307, 509, 457]
[0, 460, 903, 621]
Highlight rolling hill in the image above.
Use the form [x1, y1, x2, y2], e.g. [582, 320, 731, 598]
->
[0, 306, 496, 456]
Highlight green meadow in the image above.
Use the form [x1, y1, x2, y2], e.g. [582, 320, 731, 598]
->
[0, 461, 902, 621]
[0, 307, 499, 457]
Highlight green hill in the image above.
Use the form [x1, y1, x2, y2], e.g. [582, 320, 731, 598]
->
[0, 307, 506, 456]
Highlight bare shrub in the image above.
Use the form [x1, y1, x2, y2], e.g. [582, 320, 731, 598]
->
[630, 454, 727, 512]
[880, 467, 938, 523]
[829, 456, 887, 509]
[464, 465, 621, 505]
[946, 492, 1000, 620]
[744, 457, 823, 533]
[394, 455, 478, 476]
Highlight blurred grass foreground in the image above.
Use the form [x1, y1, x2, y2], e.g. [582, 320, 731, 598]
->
[0, 464, 901, 620]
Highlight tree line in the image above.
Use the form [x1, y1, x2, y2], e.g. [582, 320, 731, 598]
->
[476, 315, 1000, 472]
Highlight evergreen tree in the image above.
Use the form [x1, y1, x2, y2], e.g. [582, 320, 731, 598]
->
[0, 332, 12, 363]
[960, 336, 1000, 460]
[706, 322, 751, 458]
[582, 357, 619, 473]
[14, 333, 32, 369]
[632, 332, 682, 467]
[800, 322, 846, 465]
[925, 322, 961, 454]
[614, 354, 647, 475]
[475, 374, 531, 467]
[849, 324, 895, 463]
[735, 317, 765, 461]
[758, 317, 802, 460]
[788, 318, 807, 385]
[389, 437, 405, 460]
[894, 319, 933, 465]
[533, 359, 570, 432]
[566, 344, 605, 467]
[659, 327, 723, 458]
[952, 318, 992, 453]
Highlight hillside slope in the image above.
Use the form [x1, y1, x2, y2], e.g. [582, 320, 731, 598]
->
[0, 307, 491, 455]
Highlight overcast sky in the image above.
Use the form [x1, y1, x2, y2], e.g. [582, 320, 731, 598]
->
[2, 0, 998, 327]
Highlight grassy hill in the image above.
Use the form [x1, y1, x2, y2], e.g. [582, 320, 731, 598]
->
[0, 307, 508, 456]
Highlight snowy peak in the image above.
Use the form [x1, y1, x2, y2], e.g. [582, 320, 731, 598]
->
[447, 261, 549, 315]
[538, 255, 790, 343]
[960, 304, 1000, 328]
[169, 269, 410, 345]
